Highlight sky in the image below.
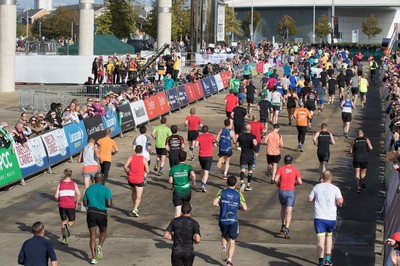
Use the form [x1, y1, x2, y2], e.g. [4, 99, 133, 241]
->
[18, 0, 154, 9]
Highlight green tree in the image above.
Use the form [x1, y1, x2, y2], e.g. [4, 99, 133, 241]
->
[362, 14, 382, 41]
[224, 4, 242, 41]
[241, 10, 261, 39]
[107, 0, 138, 39]
[95, 11, 112, 35]
[142, 1, 158, 38]
[315, 14, 332, 39]
[277, 15, 298, 40]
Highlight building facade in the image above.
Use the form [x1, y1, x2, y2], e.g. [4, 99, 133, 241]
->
[34, 0, 53, 11]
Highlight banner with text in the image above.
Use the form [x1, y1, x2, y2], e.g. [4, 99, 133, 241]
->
[40, 129, 71, 165]
[144, 92, 170, 120]
[0, 146, 23, 187]
[15, 137, 49, 177]
[63, 120, 88, 156]
[177, 86, 189, 107]
[195, 53, 235, 65]
[214, 74, 224, 91]
[200, 77, 218, 97]
[130, 100, 149, 126]
[165, 88, 180, 111]
[117, 103, 135, 132]
[102, 110, 121, 138]
[83, 115, 106, 141]
[220, 71, 231, 88]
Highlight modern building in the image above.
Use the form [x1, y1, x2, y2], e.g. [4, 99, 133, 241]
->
[17, 9, 50, 25]
[34, 0, 53, 11]
[226, 0, 400, 44]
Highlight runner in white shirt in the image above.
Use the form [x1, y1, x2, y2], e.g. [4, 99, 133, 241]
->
[133, 125, 152, 183]
[308, 170, 344, 266]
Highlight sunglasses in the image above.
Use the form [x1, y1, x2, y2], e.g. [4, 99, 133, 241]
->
[31, 119, 37, 122]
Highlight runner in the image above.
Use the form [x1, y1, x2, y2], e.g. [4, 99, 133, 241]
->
[265, 124, 284, 183]
[123, 145, 149, 217]
[257, 93, 272, 131]
[169, 151, 196, 217]
[213, 176, 248, 266]
[54, 168, 81, 244]
[185, 107, 202, 161]
[83, 173, 112, 265]
[132, 125, 152, 183]
[313, 123, 336, 180]
[336, 70, 346, 102]
[327, 75, 337, 105]
[97, 128, 118, 184]
[248, 114, 265, 169]
[358, 74, 369, 109]
[308, 170, 344, 266]
[305, 87, 318, 129]
[349, 74, 360, 106]
[315, 81, 326, 116]
[273, 155, 302, 239]
[350, 130, 373, 193]
[163, 202, 201, 266]
[225, 89, 239, 121]
[194, 125, 217, 193]
[231, 100, 248, 140]
[243, 60, 252, 81]
[345, 65, 354, 92]
[271, 86, 284, 125]
[166, 125, 185, 169]
[216, 119, 236, 180]
[152, 117, 172, 176]
[78, 137, 100, 212]
[285, 88, 298, 125]
[340, 95, 356, 138]
[237, 124, 257, 192]
[245, 80, 257, 115]
[229, 76, 240, 95]
[293, 101, 312, 152]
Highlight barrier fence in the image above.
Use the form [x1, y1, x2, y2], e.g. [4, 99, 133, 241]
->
[1, 69, 245, 188]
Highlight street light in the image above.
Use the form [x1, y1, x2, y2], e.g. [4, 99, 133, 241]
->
[331, 0, 335, 44]
[312, 0, 315, 43]
[250, 0, 253, 42]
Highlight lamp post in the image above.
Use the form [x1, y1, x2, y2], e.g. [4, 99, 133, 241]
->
[232, 0, 235, 43]
[331, 0, 335, 45]
[312, 0, 315, 43]
[250, 0, 253, 42]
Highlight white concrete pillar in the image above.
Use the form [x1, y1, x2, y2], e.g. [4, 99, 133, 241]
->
[79, 0, 94, 56]
[157, 0, 172, 50]
[0, 0, 16, 92]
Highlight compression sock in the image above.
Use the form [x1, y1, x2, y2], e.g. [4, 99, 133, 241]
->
[247, 173, 253, 183]
[240, 171, 245, 181]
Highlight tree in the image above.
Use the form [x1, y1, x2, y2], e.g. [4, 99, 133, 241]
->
[224, 4, 242, 41]
[315, 14, 332, 39]
[142, 1, 158, 38]
[362, 14, 382, 41]
[107, 0, 138, 39]
[94, 11, 112, 35]
[277, 15, 298, 40]
[241, 10, 262, 39]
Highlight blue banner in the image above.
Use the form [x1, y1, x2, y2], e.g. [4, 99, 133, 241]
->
[165, 87, 180, 111]
[200, 77, 213, 97]
[208, 76, 219, 94]
[63, 120, 88, 156]
[102, 109, 121, 138]
[177, 86, 189, 108]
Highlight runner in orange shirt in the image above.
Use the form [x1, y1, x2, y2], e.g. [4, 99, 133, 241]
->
[97, 129, 118, 184]
[265, 124, 284, 183]
[293, 101, 312, 152]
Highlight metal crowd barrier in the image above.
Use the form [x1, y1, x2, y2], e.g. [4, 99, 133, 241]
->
[33, 91, 62, 113]
[19, 88, 34, 112]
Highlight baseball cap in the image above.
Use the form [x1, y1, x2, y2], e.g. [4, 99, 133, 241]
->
[392, 232, 400, 242]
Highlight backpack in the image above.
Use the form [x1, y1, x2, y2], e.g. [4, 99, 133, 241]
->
[219, 128, 232, 153]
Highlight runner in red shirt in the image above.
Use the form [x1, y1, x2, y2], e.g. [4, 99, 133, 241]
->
[273, 155, 302, 239]
[248, 114, 265, 169]
[225, 89, 239, 119]
[185, 107, 203, 160]
[195, 125, 217, 193]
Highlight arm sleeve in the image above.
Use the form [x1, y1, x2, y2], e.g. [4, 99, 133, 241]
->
[193, 221, 201, 236]
[335, 187, 343, 200]
[309, 187, 315, 200]
[17, 244, 25, 265]
[106, 187, 112, 200]
[165, 220, 174, 233]
[46, 242, 57, 262]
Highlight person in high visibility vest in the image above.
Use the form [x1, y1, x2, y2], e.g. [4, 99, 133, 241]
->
[369, 58, 379, 82]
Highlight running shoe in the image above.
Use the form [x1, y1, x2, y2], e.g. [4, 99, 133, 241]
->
[64, 224, 71, 238]
[237, 147, 241, 151]
[217, 160, 223, 169]
[270, 178, 275, 184]
[222, 175, 227, 180]
[61, 236, 67, 245]
[240, 183, 246, 193]
[245, 185, 252, 191]
[360, 178, 366, 188]
[153, 162, 159, 172]
[226, 261, 234, 266]
[90, 258, 98, 264]
[79, 203, 87, 213]
[220, 247, 228, 262]
[357, 187, 362, 194]
[201, 183, 207, 193]
[280, 224, 285, 233]
[300, 146, 304, 152]
[190, 155, 195, 161]
[96, 245, 103, 260]
[156, 171, 163, 176]
[324, 260, 333, 266]
[283, 227, 291, 239]
[132, 208, 139, 217]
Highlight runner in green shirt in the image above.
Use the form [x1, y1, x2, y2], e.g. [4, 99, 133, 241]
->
[152, 117, 172, 175]
[229, 77, 240, 94]
[169, 151, 196, 217]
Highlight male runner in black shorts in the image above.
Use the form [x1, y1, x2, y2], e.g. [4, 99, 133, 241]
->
[313, 123, 336, 180]
[231, 100, 248, 139]
[350, 130, 373, 193]
[166, 125, 185, 168]
[237, 124, 257, 192]
[257, 93, 272, 131]
[327, 75, 337, 105]
[245, 80, 257, 115]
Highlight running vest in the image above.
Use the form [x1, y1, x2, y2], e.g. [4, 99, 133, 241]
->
[359, 78, 368, 92]
[219, 128, 232, 153]
[317, 131, 331, 153]
[342, 100, 353, 113]
[83, 145, 98, 167]
[128, 155, 145, 184]
[218, 188, 241, 225]
[58, 180, 76, 208]
[353, 137, 368, 162]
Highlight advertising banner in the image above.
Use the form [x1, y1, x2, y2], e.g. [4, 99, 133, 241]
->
[194, 80, 205, 99]
[41, 129, 71, 165]
[63, 120, 88, 156]
[15, 137, 49, 177]
[209, 76, 219, 94]
[214, 74, 224, 91]
[220, 71, 231, 88]
[130, 100, 149, 126]
[200, 77, 213, 97]
[177, 86, 189, 107]
[165, 88, 180, 111]
[144, 92, 170, 120]
[117, 103, 135, 132]
[183, 82, 197, 103]
[0, 146, 23, 187]
[83, 114, 106, 141]
[102, 110, 121, 138]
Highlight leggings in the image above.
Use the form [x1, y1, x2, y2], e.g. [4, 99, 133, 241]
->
[297, 126, 307, 145]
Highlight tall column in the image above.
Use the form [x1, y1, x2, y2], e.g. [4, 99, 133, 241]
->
[157, 0, 172, 50]
[79, 0, 94, 56]
[0, 0, 16, 92]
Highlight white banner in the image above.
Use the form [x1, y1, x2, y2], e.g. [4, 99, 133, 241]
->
[40, 129, 68, 158]
[129, 100, 149, 126]
[15, 137, 47, 169]
[213, 74, 224, 91]
[16, 55, 94, 84]
[195, 53, 235, 65]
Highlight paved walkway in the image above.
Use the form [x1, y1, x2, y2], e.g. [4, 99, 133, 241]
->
[0, 78, 385, 265]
